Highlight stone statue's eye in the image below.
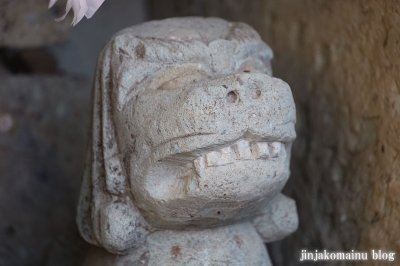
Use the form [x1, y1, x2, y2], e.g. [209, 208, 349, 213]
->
[239, 58, 269, 74]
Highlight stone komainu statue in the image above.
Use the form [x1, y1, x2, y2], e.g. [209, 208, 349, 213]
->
[77, 17, 298, 266]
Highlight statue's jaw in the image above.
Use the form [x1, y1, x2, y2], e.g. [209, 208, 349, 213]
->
[136, 138, 291, 229]
[188, 138, 290, 199]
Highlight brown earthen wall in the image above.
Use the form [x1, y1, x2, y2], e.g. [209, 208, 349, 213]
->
[150, 1, 400, 265]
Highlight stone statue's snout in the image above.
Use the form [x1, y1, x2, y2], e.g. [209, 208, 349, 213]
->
[169, 73, 290, 136]
[128, 72, 296, 229]
[133, 72, 296, 166]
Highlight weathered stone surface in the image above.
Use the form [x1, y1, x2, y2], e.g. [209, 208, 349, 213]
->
[0, 0, 71, 48]
[150, 1, 400, 265]
[78, 17, 298, 265]
[0, 76, 91, 266]
[253, 194, 299, 243]
[85, 223, 271, 266]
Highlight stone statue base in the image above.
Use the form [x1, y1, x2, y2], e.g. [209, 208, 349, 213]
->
[83, 223, 271, 266]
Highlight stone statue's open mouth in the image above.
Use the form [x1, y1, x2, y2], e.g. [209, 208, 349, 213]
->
[139, 136, 291, 227]
[194, 139, 285, 170]
[142, 136, 291, 201]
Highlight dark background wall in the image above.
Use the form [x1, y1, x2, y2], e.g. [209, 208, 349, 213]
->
[0, 0, 146, 265]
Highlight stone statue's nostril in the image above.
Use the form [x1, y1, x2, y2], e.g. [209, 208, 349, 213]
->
[249, 87, 261, 99]
[226, 91, 238, 103]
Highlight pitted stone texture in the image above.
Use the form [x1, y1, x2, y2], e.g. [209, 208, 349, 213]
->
[129, 72, 295, 229]
[0, 0, 70, 48]
[84, 223, 271, 266]
[146, 223, 270, 265]
[78, 17, 297, 265]
[253, 194, 299, 243]
[98, 200, 149, 255]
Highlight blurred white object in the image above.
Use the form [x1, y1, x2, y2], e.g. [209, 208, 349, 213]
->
[48, 0, 105, 26]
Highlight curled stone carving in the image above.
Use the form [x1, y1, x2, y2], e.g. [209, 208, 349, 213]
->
[78, 17, 298, 265]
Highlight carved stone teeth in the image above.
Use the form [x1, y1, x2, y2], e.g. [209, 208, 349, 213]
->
[253, 141, 284, 159]
[193, 156, 206, 178]
[270, 142, 281, 158]
[205, 151, 222, 167]
[220, 146, 235, 160]
[205, 146, 235, 167]
[233, 139, 253, 160]
[252, 142, 270, 159]
[198, 140, 284, 168]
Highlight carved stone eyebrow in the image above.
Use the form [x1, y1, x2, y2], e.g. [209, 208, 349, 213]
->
[115, 64, 212, 112]
[237, 57, 271, 74]
[157, 67, 213, 90]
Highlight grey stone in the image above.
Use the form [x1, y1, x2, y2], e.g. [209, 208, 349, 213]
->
[78, 17, 298, 265]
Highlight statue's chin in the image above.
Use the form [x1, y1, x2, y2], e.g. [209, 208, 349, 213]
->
[138, 140, 290, 229]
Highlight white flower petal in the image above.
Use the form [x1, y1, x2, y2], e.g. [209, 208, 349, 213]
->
[48, 0, 58, 9]
[49, 0, 103, 25]
[85, 0, 105, 19]
[54, 0, 73, 22]
[72, 0, 88, 26]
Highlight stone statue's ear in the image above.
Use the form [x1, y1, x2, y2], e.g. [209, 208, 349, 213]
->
[76, 44, 150, 255]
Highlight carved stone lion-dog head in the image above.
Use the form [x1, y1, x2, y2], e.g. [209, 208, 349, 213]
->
[77, 17, 296, 255]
